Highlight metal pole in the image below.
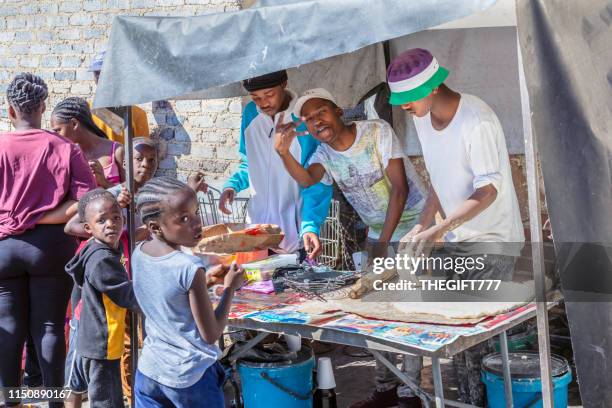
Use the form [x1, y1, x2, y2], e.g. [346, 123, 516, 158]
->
[369, 349, 429, 404]
[123, 107, 138, 408]
[432, 356, 445, 408]
[228, 332, 269, 363]
[499, 331, 514, 408]
[518, 38, 554, 408]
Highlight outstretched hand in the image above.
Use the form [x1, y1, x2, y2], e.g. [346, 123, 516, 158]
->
[399, 225, 443, 259]
[219, 188, 235, 215]
[117, 186, 132, 208]
[273, 112, 307, 157]
[188, 171, 208, 193]
[303, 232, 322, 260]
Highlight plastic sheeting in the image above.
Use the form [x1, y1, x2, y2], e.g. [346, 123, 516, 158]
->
[93, 0, 498, 108]
[517, 1, 612, 405]
[176, 44, 387, 110]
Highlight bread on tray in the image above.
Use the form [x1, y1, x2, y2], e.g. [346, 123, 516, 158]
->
[193, 223, 284, 254]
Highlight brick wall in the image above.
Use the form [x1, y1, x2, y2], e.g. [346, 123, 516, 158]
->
[0, 1, 539, 222]
[0, 0, 243, 186]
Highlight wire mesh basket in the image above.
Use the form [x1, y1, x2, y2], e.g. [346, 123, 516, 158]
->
[272, 265, 359, 300]
[198, 186, 249, 226]
[282, 271, 358, 299]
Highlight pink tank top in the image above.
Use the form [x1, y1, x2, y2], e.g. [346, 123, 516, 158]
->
[102, 142, 121, 185]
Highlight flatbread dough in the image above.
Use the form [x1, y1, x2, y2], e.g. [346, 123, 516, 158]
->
[300, 279, 547, 324]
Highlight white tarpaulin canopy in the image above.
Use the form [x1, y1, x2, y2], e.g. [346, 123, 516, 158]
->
[93, 0, 498, 108]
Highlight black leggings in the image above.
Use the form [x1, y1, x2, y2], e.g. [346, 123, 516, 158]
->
[0, 224, 77, 407]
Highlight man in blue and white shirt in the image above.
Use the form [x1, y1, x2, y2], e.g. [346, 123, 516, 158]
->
[219, 71, 332, 257]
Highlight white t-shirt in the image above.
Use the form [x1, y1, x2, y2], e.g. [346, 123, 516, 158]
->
[309, 120, 425, 241]
[413, 94, 524, 245]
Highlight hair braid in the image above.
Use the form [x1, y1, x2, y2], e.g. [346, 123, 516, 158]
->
[135, 176, 190, 224]
[6, 73, 48, 114]
[52, 97, 109, 139]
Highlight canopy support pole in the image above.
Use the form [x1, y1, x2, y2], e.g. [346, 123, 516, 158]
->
[500, 330, 514, 408]
[124, 107, 139, 408]
[518, 39, 554, 408]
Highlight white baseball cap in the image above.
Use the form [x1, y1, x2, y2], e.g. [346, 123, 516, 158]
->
[293, 88, 338, 118]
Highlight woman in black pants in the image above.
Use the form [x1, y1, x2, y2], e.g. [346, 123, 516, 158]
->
[0, 73, 96, 407]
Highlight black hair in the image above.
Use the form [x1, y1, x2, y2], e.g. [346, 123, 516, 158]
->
[78, 188, 119, 222]
[135, 176, 190, 224]
[52, 97, 109, 139]
[6, 73, 48, 114]
[242, 70, 288, 92]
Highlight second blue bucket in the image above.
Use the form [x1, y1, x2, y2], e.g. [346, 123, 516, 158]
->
[238, 347, 314, 408]
[482, 351, 572, 408]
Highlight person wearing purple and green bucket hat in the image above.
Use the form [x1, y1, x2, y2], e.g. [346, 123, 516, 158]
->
[385, 48, 524, 406]
[387, 48, 449, 110]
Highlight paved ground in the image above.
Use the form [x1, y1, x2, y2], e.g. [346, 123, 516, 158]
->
[227, 339, 583, 408]
[220, 339, 582, 408]
[321, 344, 461, 407]
[26, 340, 582, 408]
[328, 343, 582, 408]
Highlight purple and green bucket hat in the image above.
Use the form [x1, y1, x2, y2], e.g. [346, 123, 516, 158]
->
[387, 48, 449, 105]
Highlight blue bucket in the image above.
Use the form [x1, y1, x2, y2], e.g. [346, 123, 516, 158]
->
[238, 347, 314, 408]
[482, 351, 572, 408]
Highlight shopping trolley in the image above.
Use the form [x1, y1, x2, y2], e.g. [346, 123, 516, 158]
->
[198, 187, 342, 266]
[198, 186, 250, 226]
[318, 198, 342, 267]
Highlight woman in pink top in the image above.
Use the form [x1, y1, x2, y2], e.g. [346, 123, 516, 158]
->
[0, 73, 96, 406]
[51, 97, 125, 188]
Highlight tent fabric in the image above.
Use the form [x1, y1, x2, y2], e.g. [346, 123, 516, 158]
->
[176, 43, 387, 110]
[93, 0, 498, 108]
[517, 0, 611, 243]
[517, 1, 612, 405]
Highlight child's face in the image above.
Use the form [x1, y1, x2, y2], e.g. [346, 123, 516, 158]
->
[301, 99, 344, 144]
[157, 188, 203, 248]
[133, 145, 157, 185]
[249, 84, 287, 117]
[83, 199, 124, 249]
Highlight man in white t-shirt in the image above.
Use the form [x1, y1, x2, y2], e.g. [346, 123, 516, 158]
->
[387, 48, 525, 406]
[273, 88, 427, 408]
[274, 88, 426, 247]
